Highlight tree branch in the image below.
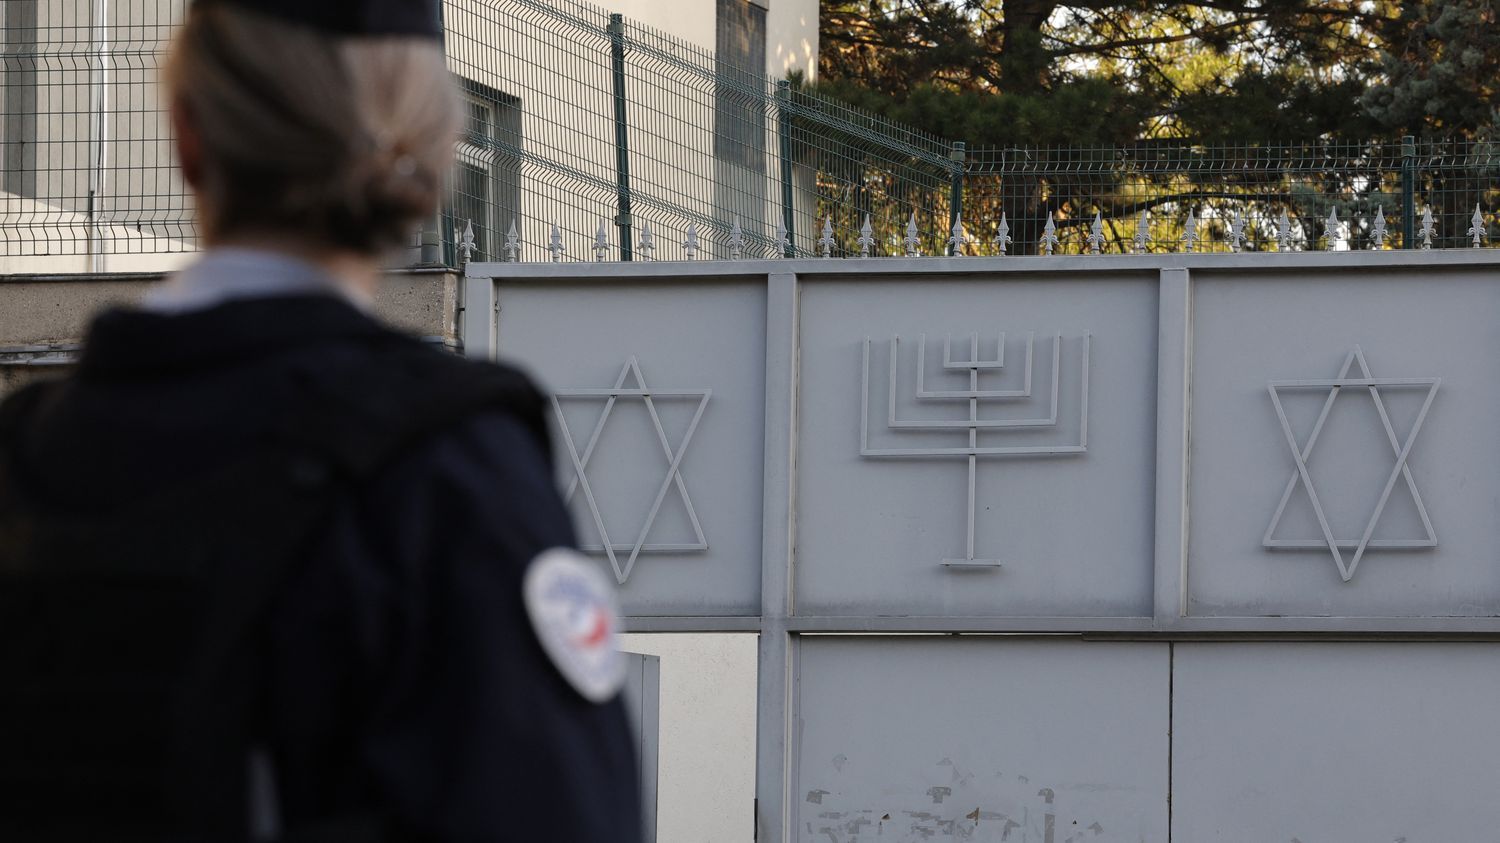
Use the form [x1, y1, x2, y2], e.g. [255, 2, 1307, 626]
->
[1048, 189, 1296, 227]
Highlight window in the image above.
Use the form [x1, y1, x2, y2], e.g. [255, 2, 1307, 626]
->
[713, 0, 766, 172]
[446, 79, 520, 264]
[1, 0, 39, 198]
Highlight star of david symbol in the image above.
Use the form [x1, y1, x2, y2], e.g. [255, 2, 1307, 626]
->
[1264, 346, 1440, 582]
[551, 357, 711, 584]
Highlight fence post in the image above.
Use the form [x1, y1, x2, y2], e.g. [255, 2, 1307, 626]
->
[608, 14, 634, 260]
[948, 141, 966, 255]
[1401, 135, 1416, 250]
[776, 80, 797, 257]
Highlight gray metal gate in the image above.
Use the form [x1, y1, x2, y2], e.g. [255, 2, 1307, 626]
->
[621, 652, 660, 842]
[467, 249, 1500, 841]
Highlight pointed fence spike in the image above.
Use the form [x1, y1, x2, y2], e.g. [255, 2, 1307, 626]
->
[504, 219, 520, 262]
[459, 219, 477, 264]
[948, 213, 969, 256]
[773, 220, 790, 258]
[1041, 216, 1059, 256]
[682, 222, 700, 260]
[856, 214, 875, 258]
[1420, 206, 1435, 250]
[1133, 209, 1150, 254]
[1229, 210, 1246, 253]
[1087, 211, 1103, 255]
[593, 219, 609, 261]
[1325, 207, 1340, 252]
[818, 216, 835, 258]
[638, 220, 656, 260]
[729, 217, 745, 260]
[992, 213, 1011, 256]
[1371, 206, 1387, 250]
[1183, 211, 1199, 253]
[904, 211, 920, 257]
[1276, 210, 1292, 252]
[1469, 204, 1486, 248]
[548, 223, 566, 262]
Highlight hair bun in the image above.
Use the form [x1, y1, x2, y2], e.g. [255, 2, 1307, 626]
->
[330, 139, 441, 252]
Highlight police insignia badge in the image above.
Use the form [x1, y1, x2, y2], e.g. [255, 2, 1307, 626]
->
[523, 547, 626, 703]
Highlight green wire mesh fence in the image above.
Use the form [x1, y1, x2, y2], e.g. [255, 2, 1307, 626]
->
[1, 0, 193, 268]
[442, 0, 953, 263]
[3, 0, 1499, 268]
[961, 140, 1500, 255]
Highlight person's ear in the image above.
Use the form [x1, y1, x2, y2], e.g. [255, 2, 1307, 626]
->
[171, 96, 204, 191]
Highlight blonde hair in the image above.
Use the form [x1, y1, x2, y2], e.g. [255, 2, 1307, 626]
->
[164, 4, 460, 253]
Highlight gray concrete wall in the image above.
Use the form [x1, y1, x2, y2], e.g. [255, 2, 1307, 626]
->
[0, 267, 462, 397]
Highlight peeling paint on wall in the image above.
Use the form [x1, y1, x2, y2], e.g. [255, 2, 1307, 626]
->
[801, 762, 1141, 842]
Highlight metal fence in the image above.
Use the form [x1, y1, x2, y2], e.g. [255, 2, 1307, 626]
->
[440, 0, 954, 263]
[3, 0, 1499, 267]
[960, 139, 1500, 255]
[1, 0, 193, 268]
[0, 0, 954, 266]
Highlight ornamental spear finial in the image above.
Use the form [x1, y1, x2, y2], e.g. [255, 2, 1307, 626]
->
[637, 220, 656, 260]
[459, 219, 477, 264]
[1228, 209, 1246, 252]
[773, 220, 790, 258]
[992, 213, 1011, 256]
[1040, 216, 1060, 256]
[593, 219, 610, 261]
[728, 217, 745, 260]
[948, 213, 969, 256]
[1086, 211, 1104, 254]
[1133, 209, 1150, 254]
[818, 216, 836, 258]
[903, 211, 921, 257]
[503, 219, 520, 262]
[1182, 211, 1199, 253]
[856, 215, 875, 258]
[1275, 210, 1292, 253]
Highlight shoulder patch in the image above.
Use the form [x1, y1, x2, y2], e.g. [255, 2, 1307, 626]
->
[523, 547, 626, 703]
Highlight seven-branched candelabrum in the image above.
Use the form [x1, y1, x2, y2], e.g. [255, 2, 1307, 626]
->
[860, 332, 1091, 569]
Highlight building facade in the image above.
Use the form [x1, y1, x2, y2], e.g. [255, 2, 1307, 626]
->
[0, 0, 821, 274]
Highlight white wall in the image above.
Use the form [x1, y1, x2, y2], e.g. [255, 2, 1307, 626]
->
[597, 0, 817, 80]
[765, 0, 817, 79]
[620, 633, 758, 843]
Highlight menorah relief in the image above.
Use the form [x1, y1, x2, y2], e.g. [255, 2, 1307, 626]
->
[860, 331, 1092, 569]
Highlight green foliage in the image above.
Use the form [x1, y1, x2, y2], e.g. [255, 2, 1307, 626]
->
[802, 0, 1500, 253]
[1362, 0, 1500, 137]
[814, 0, 1464, 144]
[812, 77, 1146, 147]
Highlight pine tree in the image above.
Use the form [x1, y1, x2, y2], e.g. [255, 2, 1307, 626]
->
[808, 1, 1500, 251]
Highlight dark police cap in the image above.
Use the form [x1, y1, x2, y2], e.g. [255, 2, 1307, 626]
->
[196, 0, 441, 38]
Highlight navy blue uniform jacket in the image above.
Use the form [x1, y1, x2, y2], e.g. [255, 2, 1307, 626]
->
[0, 294, 642, 841]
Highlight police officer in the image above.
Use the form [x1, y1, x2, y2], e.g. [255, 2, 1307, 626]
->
[0, 0, 641, 840]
